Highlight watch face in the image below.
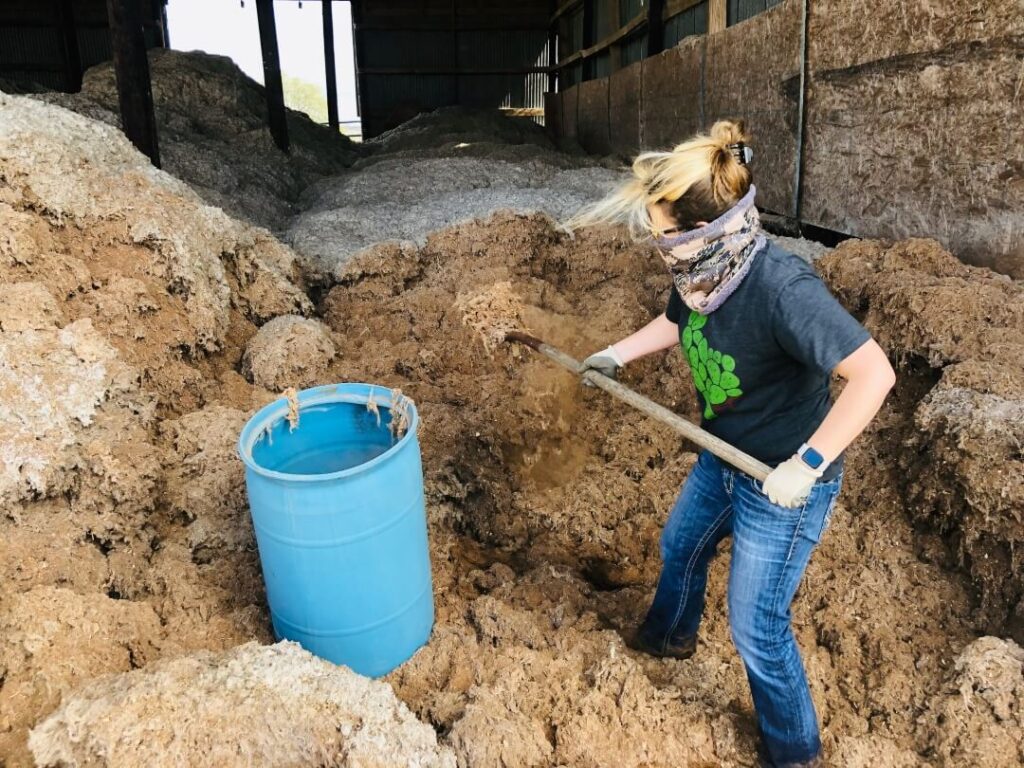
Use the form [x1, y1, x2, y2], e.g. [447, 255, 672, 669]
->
[802, 447, 824, 469]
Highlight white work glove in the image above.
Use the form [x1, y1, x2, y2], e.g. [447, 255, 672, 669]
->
[762, 454, 823, 508]
[580, 345, 625, 387]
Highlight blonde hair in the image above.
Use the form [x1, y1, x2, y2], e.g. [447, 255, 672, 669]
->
[559, 120, 752, 240]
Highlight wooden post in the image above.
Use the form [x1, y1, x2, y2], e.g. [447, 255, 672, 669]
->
[59, 0, 82, 92]
[322, 0, 339, 131]
[105, 0, 160, 167]
[255, 0, 290, 152]
[708, 0, 727, 33]
[647, 0, 665, 56]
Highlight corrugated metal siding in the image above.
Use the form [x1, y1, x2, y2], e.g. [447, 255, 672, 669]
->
[620, 0, 646, 26]
[592, 0, 613, 39]
[363, 73, 457, 112]
[0, 0, 161, 93]
[621, 32, 647, 66]
[665, 1, 708, 47]
[567, 7, 584, 53]
[458, 71, 547, 109]
[357, 2, 550, 137]
[563, 62, 584, 87]
[728, 0, 784, 26]
[459, 29, 547, 68]
[0, 27, 145, 93]
[362, 29, 455, 68]
[78, 28, 114, 69]
[0, 25, 63, 68]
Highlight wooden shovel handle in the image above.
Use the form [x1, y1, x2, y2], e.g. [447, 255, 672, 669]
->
[505, 331, 771, 482]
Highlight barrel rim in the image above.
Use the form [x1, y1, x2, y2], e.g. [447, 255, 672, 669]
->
[237, 383, 419, 483]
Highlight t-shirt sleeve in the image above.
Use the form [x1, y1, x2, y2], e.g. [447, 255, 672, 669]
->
[771, 272, 871, 376]
[665, 286, 683, 324]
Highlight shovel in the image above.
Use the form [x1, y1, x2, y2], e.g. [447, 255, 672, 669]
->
[505, 331, 771, 482]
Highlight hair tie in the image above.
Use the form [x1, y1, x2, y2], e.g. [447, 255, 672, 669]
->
[727, 142, 753, 165]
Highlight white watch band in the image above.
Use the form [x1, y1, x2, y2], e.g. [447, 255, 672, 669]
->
[797, 442, 829, 473]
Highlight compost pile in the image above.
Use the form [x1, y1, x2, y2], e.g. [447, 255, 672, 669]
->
[0, 91, 449, 767]
[285, 106, 625, 280]
[39, 49, 362, 230]
[315, 214, 1024, 768]
[1, 87, 1022, 768]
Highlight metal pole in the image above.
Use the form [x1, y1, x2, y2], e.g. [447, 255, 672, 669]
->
[451, 0, 460, 105]
[105, 0, 161, 166]
[59, 0, 83, 92]
[350, 0, 368, 136]
[156, 0, 170, 48]
[322, 0, 339, 131]
[647, 0, 664, 56]
[581, 0, 594, 80]
[607, 0, 621, 71]
[547, 25, 558, 93]
[255, 0, 290, 152]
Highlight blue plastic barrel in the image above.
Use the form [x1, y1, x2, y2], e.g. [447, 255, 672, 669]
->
[237, 383, 434, 677]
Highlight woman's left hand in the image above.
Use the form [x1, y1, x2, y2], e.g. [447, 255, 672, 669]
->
[762, 455, 822, 508]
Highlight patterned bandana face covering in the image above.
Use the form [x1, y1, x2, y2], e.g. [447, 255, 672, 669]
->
[654, 185, 767, 315]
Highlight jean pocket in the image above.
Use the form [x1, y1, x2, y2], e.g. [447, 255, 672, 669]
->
[801, 482, 842, 544]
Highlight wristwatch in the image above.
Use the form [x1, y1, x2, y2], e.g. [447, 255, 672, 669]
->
[797, 442, 828, 473]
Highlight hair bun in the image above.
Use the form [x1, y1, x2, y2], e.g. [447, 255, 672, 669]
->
[709, 119, 750, 147]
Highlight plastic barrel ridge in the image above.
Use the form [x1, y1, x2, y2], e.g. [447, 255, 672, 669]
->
[237, 383, 434, 678]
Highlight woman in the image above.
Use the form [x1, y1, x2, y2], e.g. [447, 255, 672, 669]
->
[561, 121, 895, 767]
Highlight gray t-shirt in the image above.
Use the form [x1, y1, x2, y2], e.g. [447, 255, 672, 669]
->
[666, 242, 870, 481]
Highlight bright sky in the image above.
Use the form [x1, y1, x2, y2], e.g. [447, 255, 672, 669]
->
[165, 0, 359, 125]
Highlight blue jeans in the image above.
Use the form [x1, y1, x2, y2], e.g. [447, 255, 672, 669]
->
[639, 450, 842, 767]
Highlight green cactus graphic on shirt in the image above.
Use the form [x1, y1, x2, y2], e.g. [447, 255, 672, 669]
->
[681, 310, 743, 420]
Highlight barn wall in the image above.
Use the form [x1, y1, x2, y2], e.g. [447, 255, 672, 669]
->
[608, 60, 641, 155]
[802, 1, 1024, 276]
[355, 0, 550, 139]
[640, 36, 703, 151]
[0, 0, 165, 94]
[549, 0, 1024, 278]
[704, 0, 800, 215]
[563, 2, 801, 217]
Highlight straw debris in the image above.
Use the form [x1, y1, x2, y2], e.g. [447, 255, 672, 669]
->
[388, 389, 414, 441]
[454, 281, 528, 354]
[366, 387, 382, 427]
[283, 387, 300, 432]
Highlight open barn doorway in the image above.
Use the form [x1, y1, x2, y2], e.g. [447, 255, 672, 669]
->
[164, 0, 361, 140]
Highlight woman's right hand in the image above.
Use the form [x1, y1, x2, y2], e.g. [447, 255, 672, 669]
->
[580, 345, 625, 386]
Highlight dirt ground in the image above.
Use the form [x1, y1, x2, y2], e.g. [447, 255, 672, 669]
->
[2, 80, 1023, 766]
[320, 215, 1023, 768]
